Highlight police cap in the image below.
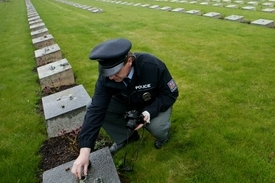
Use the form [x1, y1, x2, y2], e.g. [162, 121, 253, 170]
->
[89, 38, 132, 77]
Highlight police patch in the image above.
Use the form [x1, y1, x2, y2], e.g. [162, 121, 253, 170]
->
[167, 79, 177, 92]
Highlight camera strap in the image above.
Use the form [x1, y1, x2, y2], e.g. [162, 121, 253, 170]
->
[120, 128, 145, 172]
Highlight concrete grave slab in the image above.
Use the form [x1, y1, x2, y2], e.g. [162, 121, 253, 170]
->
[203, 12, 221, 18]
[262, 2, 274, 7]
[149, 5, 160, 9]
[43, 147, 121, 183]
[28, 16, 40, 22]
[30, 22, 46, 32]
[225, 4, 239, 8]
[37, 58, 75, 90]
[241, 6, 256, 10]
[212, 0, 221, 3]
[32, 34, 55, 49]
[234, 0, 244, 4]
[31, 27, 49, 39]
[212, 3, 224, 6]
[160, 6, 172, 11]
[200, 2, 209, 5]
[171, 7, 185, 12]
[29, 19, 42, 26]
[189, 1, 198, 4]
[42, 85, 90, 138]
[35, 44, 62, 66]
[140, 4, 150, 7]
[251, 19, 274, 27]
[186, 9, 201, 15]
[247, 1, 258, 5]
[262, 8, 275, 12]
[224, 15, 244, 22]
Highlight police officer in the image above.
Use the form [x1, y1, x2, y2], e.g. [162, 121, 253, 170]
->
[71, 38, 179, 179]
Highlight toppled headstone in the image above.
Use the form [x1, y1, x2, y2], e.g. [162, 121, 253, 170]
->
[43, 147, 121, 183]
[42, 85, 90, 138]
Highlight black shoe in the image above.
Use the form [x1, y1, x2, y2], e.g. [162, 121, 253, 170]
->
[110, 131, 140, 154]
[155, 134, 169, 149]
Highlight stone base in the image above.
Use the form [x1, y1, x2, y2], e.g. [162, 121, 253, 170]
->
[43, 147, 121, 183]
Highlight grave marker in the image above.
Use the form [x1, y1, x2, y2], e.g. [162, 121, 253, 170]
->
[224, 15, 244, 22]
[251, 19, 274, 27]
[32, 34, 55, 49]
[35, 44, 62, 66]
[42, 85, 90, 138]
[31, 27, 49, 39]
[30, 22, 46, 32]
[37, 58, 75, 90]
[43, 147, 121, 183]
[186, 9, 201, 15]
[203, 12, 222, 18]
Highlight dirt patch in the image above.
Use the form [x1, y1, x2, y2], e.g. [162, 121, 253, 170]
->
[38, 132, 130, 182]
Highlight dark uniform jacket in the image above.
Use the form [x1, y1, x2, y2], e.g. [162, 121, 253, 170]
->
[79, 53, 179, 148]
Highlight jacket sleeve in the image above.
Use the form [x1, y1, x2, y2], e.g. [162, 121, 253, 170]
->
[78, 78, 112, 149]
[143, 62, 179, 119]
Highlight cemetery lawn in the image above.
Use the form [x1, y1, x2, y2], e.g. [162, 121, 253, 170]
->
[1, 0, 275, 182]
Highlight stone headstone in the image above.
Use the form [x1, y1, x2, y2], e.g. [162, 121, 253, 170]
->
[32, 34, 55, 49]
[262, 8, 275, 12]
[42, 85, 90, 138]
[262, 2, 274, 7]
[224, 15, 244, 22]
[29, 19, 42, 26]
[37, 58, 75, 90]
[171, 7, 185, 12]
[251, 19, 274, 27]
[241, 6, 256, 10]
[212, 3, 224, 6]
[30, 22, 46, 32]
[28, 16, 40, 22]
[31, 27, 49, 39]
[186, 9, 201, 15]
[43, 147, 121, 183]
[35, 44, 62, 66]
[203, 12, 221, 18]
[247, 1, 258, 5]
[225, 4, 239, 8]
[160, 6, 172, 11]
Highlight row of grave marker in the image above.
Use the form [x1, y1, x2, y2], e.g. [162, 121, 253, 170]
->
[97, 0, 275, 28]
[26, 1, 121, 182]
[27, 0, 90, 139]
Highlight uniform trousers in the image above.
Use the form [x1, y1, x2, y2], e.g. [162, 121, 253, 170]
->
[98, 97, 172, 144]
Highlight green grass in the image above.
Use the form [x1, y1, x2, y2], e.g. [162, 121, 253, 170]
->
[1, 0, 275, 182]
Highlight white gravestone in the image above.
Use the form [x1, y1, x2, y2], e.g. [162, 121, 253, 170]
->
[35, 44, 62, 66]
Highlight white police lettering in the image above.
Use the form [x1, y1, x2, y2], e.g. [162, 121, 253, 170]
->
[135, 84, 151, 90]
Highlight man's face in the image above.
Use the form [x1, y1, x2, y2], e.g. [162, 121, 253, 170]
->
[108, 57, 132, 82]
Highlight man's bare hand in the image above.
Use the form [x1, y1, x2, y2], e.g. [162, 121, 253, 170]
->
[71, 148, 91, 179]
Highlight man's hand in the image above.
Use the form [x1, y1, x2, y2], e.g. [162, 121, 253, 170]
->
[71, 148, 91, 179]
[134, 111, 150, 131]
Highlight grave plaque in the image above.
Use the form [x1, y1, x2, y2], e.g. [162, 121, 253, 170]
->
[30, 22, 46, 32]
[241, 6, 256, 10]
[186, 9, 201, 15]
[37, 58, 75, 90]
[203, 12, 221, 18]
[171, 7, 185, 12]
[35, 44, 62, 66]
[251, 19, 274, 27]
[28, 16, 40, 22]
[262, 8, 275, 12]
[42, 85, 90, 138]
[32, 34, 55, 49]
[224, 15, 244, 22]
[43, 147, 121, 183]
[29, 19, 42, 26]
[31, 27, 49, 39]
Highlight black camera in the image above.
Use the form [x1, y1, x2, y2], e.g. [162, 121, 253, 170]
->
[124, 110, 144, 131]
